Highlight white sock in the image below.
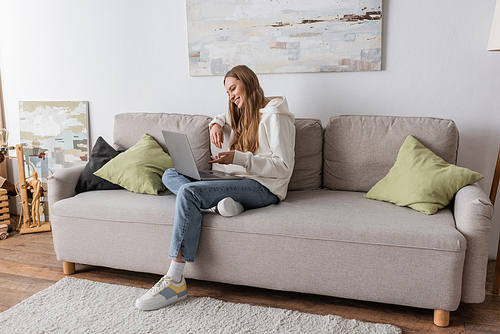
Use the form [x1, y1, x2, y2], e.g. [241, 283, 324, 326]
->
[166, 261, 185, 283]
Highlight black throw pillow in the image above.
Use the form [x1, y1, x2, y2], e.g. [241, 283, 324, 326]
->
[75, 137, 124, 193]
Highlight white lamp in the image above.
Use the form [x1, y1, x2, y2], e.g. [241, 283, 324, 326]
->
[489, 0, 500, 295]
[489, 0, 500, 51]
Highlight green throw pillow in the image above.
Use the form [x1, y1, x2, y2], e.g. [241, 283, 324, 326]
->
[364, 135, 483, 215]
[94, 134, 173, 195]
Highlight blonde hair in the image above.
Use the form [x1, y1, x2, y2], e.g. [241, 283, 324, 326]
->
[224, 65, 265, 153]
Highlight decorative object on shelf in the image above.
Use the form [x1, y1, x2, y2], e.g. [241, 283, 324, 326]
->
[186, 0, 382, 76]
[19, 101, 89, 222]
[488, 0, 500, 295]
[0, 128, 8, 147]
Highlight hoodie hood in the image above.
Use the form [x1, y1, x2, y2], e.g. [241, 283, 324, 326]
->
[260, 96, 295, 123]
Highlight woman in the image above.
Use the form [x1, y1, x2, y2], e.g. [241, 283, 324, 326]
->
[135, 65, 295, 310]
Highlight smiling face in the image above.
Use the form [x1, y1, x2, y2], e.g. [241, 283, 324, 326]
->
[224, 76, 247, 109]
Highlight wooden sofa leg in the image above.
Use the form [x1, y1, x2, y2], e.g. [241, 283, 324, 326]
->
[62, 261, 75, 275]
[433, 309, 450, 327]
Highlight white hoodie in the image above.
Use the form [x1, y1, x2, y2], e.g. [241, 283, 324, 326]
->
[209, 96, 295, 200]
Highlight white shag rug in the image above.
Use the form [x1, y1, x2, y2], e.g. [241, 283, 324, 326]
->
[0, 277, 402, 334]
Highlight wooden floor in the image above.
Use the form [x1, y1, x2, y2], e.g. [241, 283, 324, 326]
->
[1, 227, 499, 333]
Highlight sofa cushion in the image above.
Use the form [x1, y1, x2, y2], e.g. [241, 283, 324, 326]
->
[75, 137, 124, 193]
[94, 134, 174, 195]
[201, 189, 465, 253]
[323, 115, 459, 192]
[210, 118, 323, 191]
[288, 118, 323, 190]
[365, 135, 484, 214]
[52, 188, 464, 253]
[113, 113, 212, 171]
[52, 189, 176, 224]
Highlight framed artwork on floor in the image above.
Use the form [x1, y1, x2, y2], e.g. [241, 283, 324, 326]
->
[19, 101, 89, 221]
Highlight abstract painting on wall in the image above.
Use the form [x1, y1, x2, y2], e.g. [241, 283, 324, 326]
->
[186, 0, 382, 76]
[19, 101, 89, 220]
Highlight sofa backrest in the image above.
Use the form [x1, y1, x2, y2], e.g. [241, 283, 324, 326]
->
[113, 113, 213, 171]
[288, 118, 323, 190]
[323, 115, 459, 192]
[210, 118, 324, 191]
[113, 113, 459, 194]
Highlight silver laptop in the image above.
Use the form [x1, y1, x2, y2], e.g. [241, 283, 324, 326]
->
[162, 130, 244, 181]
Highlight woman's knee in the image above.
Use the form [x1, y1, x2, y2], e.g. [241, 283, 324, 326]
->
[177, 183, 194, 198]
[177, 183, 206, 204]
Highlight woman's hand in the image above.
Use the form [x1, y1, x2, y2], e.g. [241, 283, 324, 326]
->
[209, 151, 235, 165]
[210, 123, 223, 149]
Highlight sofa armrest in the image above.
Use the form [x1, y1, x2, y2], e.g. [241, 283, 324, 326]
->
[453, 183, 494, 303]
[48, 165, 85, 211]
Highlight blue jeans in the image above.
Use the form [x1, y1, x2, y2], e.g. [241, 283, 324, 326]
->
[162, 168, 279, 262]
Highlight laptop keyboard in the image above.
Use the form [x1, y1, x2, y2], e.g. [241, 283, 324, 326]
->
[199, 170, 224, 177]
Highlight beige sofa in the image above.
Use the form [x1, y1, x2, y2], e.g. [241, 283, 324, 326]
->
[48, 113, 494, 327]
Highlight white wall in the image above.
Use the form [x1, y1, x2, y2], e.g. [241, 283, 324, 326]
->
[1, 0, 500, 258]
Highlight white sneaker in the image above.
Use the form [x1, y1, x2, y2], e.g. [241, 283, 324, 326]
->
[135, 275, 187, 311]
[207, 206, 218, 214]
[217, 197, 244, 217]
